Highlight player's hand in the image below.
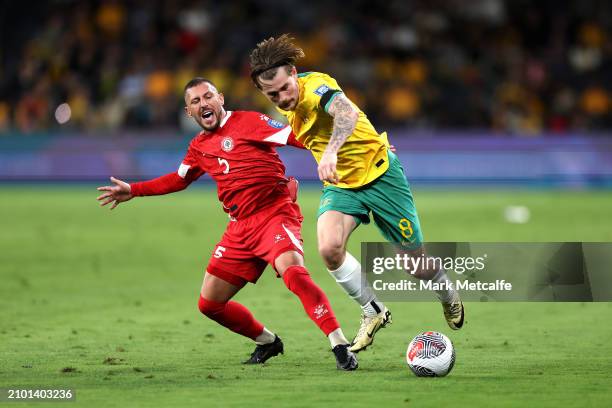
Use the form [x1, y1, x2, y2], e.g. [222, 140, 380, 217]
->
[287, 177, 299, 202]
[96, 176, 133, 210]
[390, 144, 397, 153]
[318, 151, 339, 184]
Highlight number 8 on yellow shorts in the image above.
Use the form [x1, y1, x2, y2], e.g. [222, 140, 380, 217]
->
[317, 151, 423, 248]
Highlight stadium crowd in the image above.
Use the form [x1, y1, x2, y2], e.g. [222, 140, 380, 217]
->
[1, 0, 611, 135]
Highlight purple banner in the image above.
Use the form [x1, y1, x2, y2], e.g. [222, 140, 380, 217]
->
[1, 132, 612, 187]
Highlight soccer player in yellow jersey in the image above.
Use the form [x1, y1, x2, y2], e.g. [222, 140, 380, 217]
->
[249, 35, 464, 352]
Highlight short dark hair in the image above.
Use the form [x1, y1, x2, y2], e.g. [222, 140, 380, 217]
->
[249, 34, 304, 88]
[183, 77, 216, 94]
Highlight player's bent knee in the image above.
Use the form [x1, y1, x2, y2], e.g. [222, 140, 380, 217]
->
[274, 251, 304, 275]
[410, 268, 426, 280]
[411, 266, 436, 280]
[198, 296, 225, 318]
[318, 241, 345, 269]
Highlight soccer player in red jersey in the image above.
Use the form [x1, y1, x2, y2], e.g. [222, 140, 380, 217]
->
[96, 78, 358, 370]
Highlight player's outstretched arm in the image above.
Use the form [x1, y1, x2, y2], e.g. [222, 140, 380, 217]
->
[97, 171, 196, 210]
[97, 176, 133, 210]
[319, 94, 359, 184]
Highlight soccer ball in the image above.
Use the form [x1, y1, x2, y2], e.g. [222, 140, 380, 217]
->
[406, 331, 455, 377]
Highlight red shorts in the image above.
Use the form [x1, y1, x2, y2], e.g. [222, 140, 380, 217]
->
[206, 199, 304, 287]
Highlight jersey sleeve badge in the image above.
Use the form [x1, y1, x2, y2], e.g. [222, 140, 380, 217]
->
[267, 118, 285, 129]
[314, 84, 330, 96]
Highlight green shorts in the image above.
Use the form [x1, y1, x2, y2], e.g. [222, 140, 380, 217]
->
[317, 151, 423, 247]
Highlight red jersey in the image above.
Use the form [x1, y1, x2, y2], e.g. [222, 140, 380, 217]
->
[130, 111, 304, 219]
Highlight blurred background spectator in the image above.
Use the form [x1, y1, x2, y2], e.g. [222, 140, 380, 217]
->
[1, 0, 611, 135]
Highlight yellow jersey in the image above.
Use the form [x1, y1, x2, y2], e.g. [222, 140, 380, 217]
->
[277, 72, 389, 189]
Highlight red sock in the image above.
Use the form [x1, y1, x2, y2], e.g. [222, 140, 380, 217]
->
[198, 296, 264, 340]
[282, 265, 340, 336]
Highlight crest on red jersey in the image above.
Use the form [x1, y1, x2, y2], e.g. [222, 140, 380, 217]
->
[221, 137, 234, 152]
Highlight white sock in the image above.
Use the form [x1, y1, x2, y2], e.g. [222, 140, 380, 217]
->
[361, 300, 384, 317]
[431, 269, 457, 303]
[327, 328, 349, 348]
[254, 327, 276, 345]
[328, 252, 385, 317]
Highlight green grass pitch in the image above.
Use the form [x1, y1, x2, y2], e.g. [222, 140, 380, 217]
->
[1, 186, 611, 407]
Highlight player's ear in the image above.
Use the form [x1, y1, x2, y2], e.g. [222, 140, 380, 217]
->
[184, 106, 191, 117]
[219, 93, 225, 106]
[290, 65, 297, 77]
